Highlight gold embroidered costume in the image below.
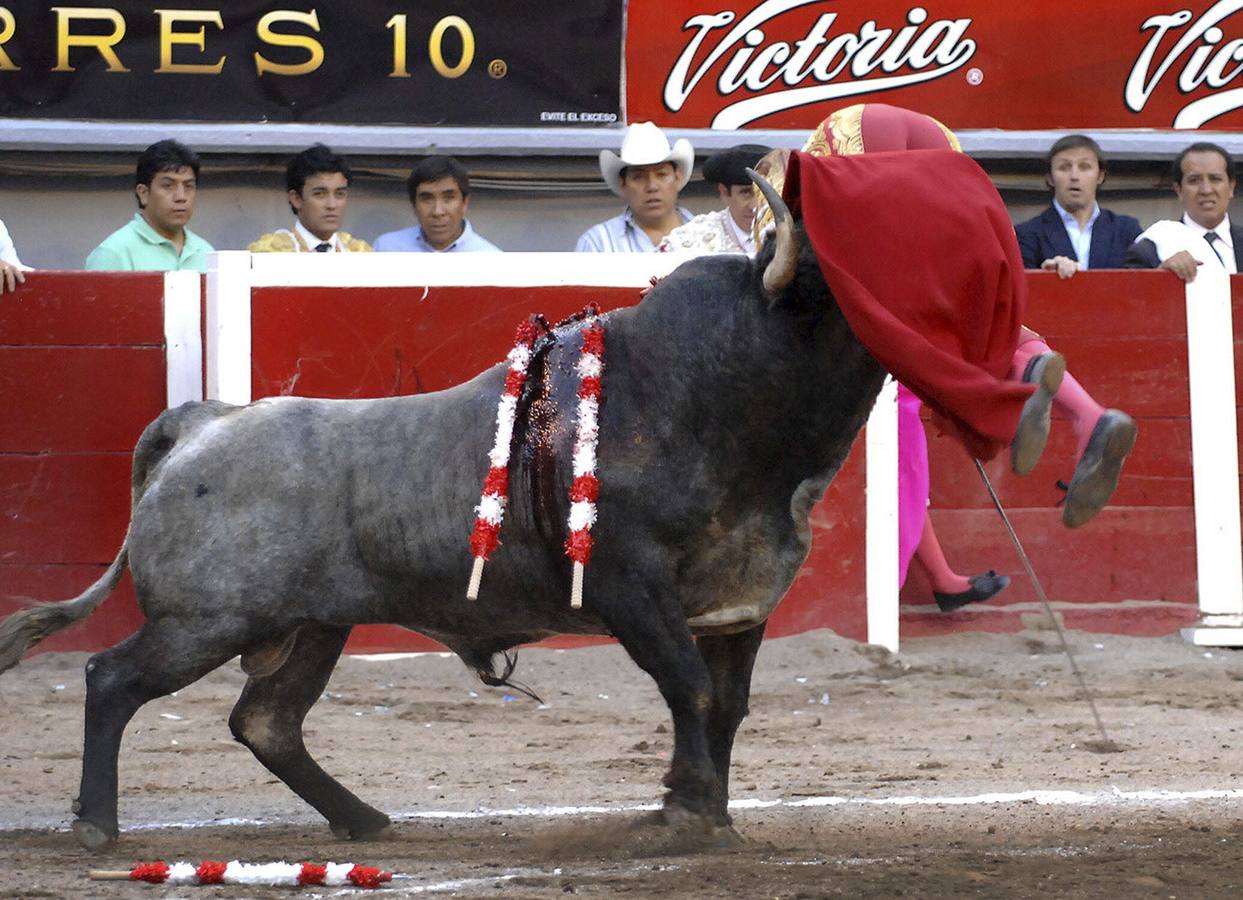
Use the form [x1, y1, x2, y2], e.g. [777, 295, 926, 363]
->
[248, 228, 372, 253]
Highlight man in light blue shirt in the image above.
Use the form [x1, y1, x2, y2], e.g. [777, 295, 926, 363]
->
[576, 122, 694, 253]
[1054, 196, 1098, 270]
[86, 139, 214, 273]
[375, 156, 501, 253]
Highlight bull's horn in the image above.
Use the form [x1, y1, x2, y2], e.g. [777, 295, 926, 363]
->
[747, 167, 798, 296]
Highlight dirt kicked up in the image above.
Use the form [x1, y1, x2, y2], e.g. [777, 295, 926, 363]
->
[1, 627, 1242, 898]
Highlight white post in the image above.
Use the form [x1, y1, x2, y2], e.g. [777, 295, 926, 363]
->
[1181, 266, 1243, 646]
[205, 251, 253, 404]
[866, 377, 900, 652]
[162, 270, 203, 408]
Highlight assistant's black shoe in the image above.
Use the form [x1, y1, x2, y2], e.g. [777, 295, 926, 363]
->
[1011, 352, 1066, 476]
[1062, 409, 1137, 529]
[934, 571, 1011, 613]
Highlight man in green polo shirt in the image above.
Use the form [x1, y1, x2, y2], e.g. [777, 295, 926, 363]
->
[86, 140, 214, 272]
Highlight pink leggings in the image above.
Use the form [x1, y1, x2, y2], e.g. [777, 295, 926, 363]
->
[1010, 330, 1104, 457]
[902, 331, 1106, 592]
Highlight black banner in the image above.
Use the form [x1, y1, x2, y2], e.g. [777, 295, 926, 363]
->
[0, 2, 621, 126]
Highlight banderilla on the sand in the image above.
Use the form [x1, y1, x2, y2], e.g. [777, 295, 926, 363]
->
[88, 860, 393, 889]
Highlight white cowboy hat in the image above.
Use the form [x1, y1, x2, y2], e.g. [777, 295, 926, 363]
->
[599, 122, 694, 196]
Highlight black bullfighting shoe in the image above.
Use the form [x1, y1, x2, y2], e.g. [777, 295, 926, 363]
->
[934, 571, 1011, 613]
[1062, 409, 1137, 529]
[1010, 351, 1066, 476]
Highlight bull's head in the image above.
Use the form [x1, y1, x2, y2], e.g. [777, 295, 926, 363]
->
[746, 167, 798, 298]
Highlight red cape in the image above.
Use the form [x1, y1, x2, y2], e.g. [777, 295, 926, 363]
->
[784, 148, 1033, 460]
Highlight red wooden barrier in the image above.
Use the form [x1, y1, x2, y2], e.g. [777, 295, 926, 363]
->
[0, 268, 1217, 656]
[901, 271, 1200, 636]
[0, 273, 167, 654]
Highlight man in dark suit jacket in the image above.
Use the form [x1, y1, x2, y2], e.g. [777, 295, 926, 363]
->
[1015, 134, 1141, 277]
[1124, 141, 1241, 281]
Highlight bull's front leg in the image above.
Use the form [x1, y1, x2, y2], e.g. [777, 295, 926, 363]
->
[597, 585, 725, 828]
[697, 622, 767, 814]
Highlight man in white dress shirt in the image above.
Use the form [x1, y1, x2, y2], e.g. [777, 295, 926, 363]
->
[0, 217, 27, 294]
[1125, 142, 1240, 281]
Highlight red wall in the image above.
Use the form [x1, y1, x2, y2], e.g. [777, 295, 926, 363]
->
[0, 274, 166, 653]
[0, 270, 1213, 656]
[902, 272, 1199, 637]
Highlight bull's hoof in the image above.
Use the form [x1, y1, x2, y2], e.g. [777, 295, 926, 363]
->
[72, 818, 118, 850]
[657, 804, 742, 848]
[623, 805, 742, 854]
[329, 810, 391, 841]
[710, 823, 744, 849]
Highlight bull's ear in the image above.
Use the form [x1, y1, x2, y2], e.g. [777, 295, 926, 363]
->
[748, 167, 799, 298]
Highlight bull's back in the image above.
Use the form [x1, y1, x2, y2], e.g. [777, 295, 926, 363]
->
[124, 382, 501, 623]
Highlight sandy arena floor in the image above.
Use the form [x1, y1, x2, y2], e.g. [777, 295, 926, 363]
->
[1, 624, 1242, 898]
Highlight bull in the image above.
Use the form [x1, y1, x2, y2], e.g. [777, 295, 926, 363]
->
[0, 181, 885, 850]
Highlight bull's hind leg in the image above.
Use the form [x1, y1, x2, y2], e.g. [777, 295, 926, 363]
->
[74, 622, 243, 849]
[697, 622, 767, 818]
[228, 623, 390, 840]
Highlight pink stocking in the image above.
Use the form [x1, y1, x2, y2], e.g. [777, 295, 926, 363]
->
[913, 514, 970, 594]
[1010, 336, 1105, 458]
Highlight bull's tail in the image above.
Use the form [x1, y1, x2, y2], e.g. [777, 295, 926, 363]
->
[0, 534, 129, 676]
[0, 401, 228, 677]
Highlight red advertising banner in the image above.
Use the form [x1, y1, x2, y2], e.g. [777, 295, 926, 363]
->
[626, 1, 1243, 131]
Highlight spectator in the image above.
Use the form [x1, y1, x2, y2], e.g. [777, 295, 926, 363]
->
[85, 139, 213, 272]
[0, 216, 28, 294]
[250, 144, 371, 253]
[576, 122, 694, 252]
[1125, 142, 1241, 281]
[375, 156, 500, 252]
[658, 143, 771, 255]
[1015, 135, 1141, 278]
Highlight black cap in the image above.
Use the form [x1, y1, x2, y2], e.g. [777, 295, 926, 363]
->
[701, 144, 773, 186]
